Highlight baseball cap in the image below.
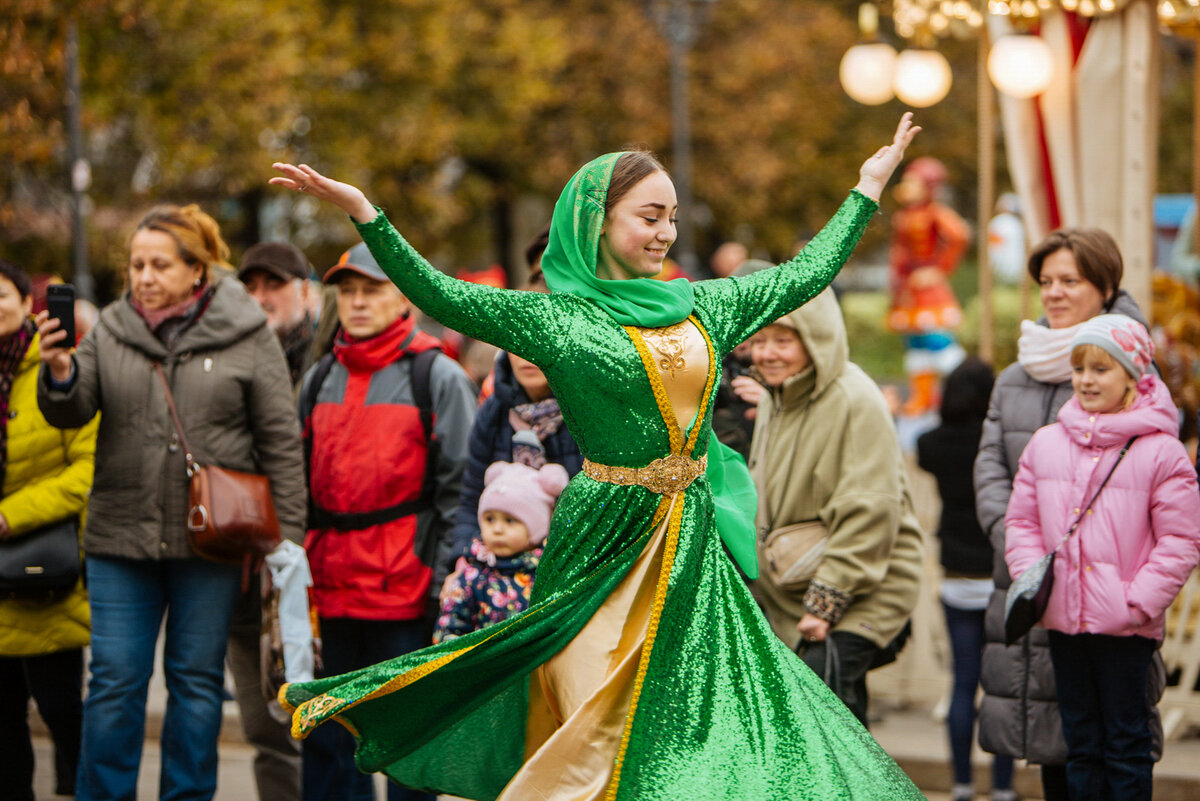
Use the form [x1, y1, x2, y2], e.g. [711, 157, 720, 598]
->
[237, 242, 310, 283]
[323, 243, 389, 284]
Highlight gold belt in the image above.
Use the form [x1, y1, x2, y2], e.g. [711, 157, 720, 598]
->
[582, 453, 707, 495]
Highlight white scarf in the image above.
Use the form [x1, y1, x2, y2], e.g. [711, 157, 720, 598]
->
[1016, 319, 1084, 384]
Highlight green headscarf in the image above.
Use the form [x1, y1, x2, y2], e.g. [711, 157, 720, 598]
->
[542, 151, 759, 579]
[541, 151, 695, 327]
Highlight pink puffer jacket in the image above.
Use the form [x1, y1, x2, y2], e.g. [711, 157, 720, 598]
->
[1006, 375, 1200, 640]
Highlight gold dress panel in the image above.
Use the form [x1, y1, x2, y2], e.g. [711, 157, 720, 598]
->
[497, 322, 710, 801]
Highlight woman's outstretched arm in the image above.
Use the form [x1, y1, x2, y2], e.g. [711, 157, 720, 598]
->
[694, 114, 919, 353]
[270, 164, 563, 367]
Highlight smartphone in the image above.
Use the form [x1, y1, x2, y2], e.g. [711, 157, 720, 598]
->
[46, 283, 76, 346]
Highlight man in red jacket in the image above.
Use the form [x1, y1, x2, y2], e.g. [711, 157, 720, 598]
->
[299, 243, 477, 801]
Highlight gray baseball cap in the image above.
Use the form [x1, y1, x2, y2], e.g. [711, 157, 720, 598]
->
[323, 242, 389, 284]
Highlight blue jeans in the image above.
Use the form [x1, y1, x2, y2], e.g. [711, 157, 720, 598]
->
[77, 556, 241, 801]
[1047, 631, 1156, 801]
[942, 603, 1014, 790]
[302, 617, 434, 801]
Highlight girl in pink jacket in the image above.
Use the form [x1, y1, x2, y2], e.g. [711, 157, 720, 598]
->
[1006, 313, 1200, 800]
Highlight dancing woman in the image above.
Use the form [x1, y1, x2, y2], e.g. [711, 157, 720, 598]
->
[272, 114, 922, 800]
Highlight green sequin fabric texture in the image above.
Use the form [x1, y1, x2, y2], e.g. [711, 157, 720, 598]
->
[281, 189, 924, 800]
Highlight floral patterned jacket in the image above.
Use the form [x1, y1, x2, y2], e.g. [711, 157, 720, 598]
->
[433, 538, 541, 642]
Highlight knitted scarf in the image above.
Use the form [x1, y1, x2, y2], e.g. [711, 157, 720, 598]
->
[508, 399, 564, 469]
[1017, 319, 1084, 384]
[130, 285, 214, 350]
[0, 318, 35, 491]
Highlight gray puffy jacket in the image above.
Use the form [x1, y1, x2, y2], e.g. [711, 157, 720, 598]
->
[973, 290, 1164, 763]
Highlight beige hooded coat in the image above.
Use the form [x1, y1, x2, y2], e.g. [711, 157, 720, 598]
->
[749, 289, 923, 651]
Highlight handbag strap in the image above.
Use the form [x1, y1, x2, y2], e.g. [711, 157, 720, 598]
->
[1055, 434, 1139, 554]
[823, 635, 840, 691]
[153, 362, 197, 477]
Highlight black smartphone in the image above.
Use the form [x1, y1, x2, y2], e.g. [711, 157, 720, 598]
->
[46, 283, 76, 346]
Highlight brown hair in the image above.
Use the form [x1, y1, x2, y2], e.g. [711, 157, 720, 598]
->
[134, 204, 232, 284]
[1070, 343, 1137, 410]
[606, 151, 667, 214]
[1027, 228, 1123, 307]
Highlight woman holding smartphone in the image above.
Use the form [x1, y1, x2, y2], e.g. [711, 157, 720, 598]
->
[35, 204, 305, 801]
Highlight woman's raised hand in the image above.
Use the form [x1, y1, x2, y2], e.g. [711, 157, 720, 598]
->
[854, 112, 921, 202]
[269, 163, 378, 223]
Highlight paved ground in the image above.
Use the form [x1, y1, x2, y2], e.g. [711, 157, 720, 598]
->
[29, 701, 1200, 800]
[25, 653, 1200, 800]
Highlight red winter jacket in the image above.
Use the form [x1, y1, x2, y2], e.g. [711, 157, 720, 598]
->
[302, 314, 475, 621]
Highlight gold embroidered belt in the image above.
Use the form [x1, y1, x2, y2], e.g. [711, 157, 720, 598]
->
[582, 453, 707, 495]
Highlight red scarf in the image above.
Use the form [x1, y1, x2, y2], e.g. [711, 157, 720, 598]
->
[333, 314, 442, 373]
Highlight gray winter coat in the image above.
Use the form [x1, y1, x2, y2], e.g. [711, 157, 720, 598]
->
[37, 276, 306, 560]
[973, 289, 1163, 763]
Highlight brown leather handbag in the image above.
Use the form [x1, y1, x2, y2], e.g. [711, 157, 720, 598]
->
[155, 363, 280, 565]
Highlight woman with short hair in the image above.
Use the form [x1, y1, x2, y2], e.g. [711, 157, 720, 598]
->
[974, 227, 1160, 801]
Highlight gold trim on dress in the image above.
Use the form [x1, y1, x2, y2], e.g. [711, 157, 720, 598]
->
[582, 453, 708, 495]
[625, 326, 685, 454]
[604, 493, 686, 800]
[288, 501, 676, 742]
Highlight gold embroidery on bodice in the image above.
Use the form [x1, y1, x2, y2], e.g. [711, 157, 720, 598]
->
[635, 320, 710, 436]
[642, 322, 688, 379]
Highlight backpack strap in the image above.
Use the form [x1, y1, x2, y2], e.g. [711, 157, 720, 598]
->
[409, 348, 441, 512]
[301, 352, 337, 484]
[306, 348, 442, 532]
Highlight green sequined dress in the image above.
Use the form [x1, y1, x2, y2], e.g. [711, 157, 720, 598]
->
[281, 190, 924, 800]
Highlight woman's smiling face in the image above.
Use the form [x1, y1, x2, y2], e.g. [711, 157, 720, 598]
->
[595, 170, 677, 281]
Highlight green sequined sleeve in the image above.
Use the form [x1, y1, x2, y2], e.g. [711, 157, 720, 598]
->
[693, 190, 877, 354]
[355, 210, 563, 367]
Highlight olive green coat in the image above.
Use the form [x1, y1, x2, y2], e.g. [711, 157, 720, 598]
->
[749, 289, 924, 650]
[37, 277, 305, 559]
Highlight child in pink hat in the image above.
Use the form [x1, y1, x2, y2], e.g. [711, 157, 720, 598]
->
[434, 461, 568, 642]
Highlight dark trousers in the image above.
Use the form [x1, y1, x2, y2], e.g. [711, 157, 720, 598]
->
[799, 631, 880, 727]
[0, 648, 84, 801]
[1047, 631, 1156, 801]
[227, 579, 301, 801]
[302, 617, 435, 801]
[943, 603, 1014, 790]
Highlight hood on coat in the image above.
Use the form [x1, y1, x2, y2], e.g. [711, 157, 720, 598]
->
[772, 288, 848, 403]
[1057, 373, 1180, 447]
[98, 274, 268, 359]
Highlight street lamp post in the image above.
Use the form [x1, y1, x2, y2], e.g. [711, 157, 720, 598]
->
[651, 0, 716, 278]
[65, 18, 95, 303]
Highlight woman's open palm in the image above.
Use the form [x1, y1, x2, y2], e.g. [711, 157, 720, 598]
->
[858, 113, 921, 197]
[269, 163, 376, 222]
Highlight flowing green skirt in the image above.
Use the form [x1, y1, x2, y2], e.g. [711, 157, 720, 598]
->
[282, 474, 924, 800]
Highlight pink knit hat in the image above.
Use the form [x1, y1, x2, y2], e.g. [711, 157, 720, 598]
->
[477, 461, 569, 546]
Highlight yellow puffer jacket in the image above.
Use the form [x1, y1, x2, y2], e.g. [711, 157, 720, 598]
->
[0, 332, 98, 656]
